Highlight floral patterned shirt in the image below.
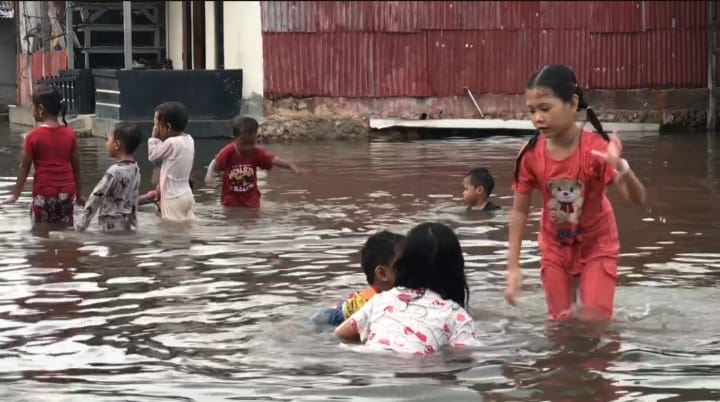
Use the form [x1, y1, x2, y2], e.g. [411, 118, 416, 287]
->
[74, 161, 140, 232]
[349, 287, 480, 355]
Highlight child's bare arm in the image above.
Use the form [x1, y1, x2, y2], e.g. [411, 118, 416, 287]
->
[273, 157, 301, 174]
[505, 192, 531, 307]
[2, 153, 32, 204]
[334, 318, 361, 343]
[204, 158, 219, 186]
[71, 151, 84, 205]
[612, 160, 646, 206]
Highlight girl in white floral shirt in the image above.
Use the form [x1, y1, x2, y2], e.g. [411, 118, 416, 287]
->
[335, 222, 480, 356]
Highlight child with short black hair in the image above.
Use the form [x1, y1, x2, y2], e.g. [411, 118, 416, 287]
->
[336, 222, 480, 355]
[463, 167, 501, 212]
[148, 101, 196, 222]
[205, 116, 300, 208]
[75, 123, 141, 232]
[315, 230, 405, 326]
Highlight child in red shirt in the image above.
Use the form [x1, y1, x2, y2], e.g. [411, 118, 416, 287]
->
[505, 64, 647, 322]
[2, 86, 84, 227]
[204, 116, 300, 208]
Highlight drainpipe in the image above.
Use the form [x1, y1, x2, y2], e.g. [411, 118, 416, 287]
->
[123, 1, 132, 70]
[214, 0, 224, 69]
[66, 1, 73, 69]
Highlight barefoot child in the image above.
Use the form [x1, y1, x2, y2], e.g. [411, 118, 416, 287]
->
[314, 230, 405, 326]
[205, 116, 300, 208]
[462, 167, 502, 212]
[75, 123, 141, 232]
[336, 222, 480, 355]
[505, 64, 646, 322]
[1, 85, 83, 227]
[147, 101, 196, 222]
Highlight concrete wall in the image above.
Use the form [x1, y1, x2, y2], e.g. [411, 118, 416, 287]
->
[0, 19, 16, 105]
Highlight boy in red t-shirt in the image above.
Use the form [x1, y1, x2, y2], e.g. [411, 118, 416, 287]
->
[204, 116, 301, 208]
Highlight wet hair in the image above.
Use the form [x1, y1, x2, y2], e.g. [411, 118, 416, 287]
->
[112, 122, 142, 154]
[232, 116, 259, 138]
[465, 167, 495, 195]
[154, 101, 188, 132]
[394, 222, 469, 308]
[514, 64, 610, 180]
[32, 85, 67, 126]
[361, 230, 405, 285]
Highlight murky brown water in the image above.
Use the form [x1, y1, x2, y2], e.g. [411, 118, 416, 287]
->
[0, 123, 719, 401]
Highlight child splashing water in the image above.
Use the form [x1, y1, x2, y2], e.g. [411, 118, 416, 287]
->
[505, 64, 647, 322]
[2, 85, 84, 227]
[336, 222, 480, 355]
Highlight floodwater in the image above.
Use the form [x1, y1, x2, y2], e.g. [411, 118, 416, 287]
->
[0, 123, 719, 402]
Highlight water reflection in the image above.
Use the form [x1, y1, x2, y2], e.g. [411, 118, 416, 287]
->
[0, 124, 719, 400]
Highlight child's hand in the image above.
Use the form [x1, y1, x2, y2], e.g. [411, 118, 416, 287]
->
[0, 194, 18, 205]
[504, 264, 522, 307]
[591, 131, 625, 171]
[291, 165, 302, 175]
[76, 195, 86, 206]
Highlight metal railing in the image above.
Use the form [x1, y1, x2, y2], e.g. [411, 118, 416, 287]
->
[35, 69, 95, 115]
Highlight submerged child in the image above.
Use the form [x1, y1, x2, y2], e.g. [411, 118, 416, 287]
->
[335, 222, 480, 356]
[505, 64, 646, 322]
[1, 85, 84, 227]
[147, 101, 196, 222]
[462, 167, 502, 213]
[75, 123, 141, 232]
[204, 116, 300, 208]
[315, 230, 405, 326]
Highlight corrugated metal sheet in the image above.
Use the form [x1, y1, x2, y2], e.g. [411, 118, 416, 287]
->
[588, 33, 648, 89]
[646, 1, 710, 30]
[591, 1, 644, 33]
[539, 2, 595, 30]
[500, 1, 541, 30]
[260, 1, 712, 98]
[537, 30, 591, 86]
[16, 51, 68, 107]
[645, 29, 708, 87]
[375, 33, 428, 96]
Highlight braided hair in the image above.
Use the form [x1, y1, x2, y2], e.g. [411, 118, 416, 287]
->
[32, 85, 67, 126]
[514, 64, 609, 180]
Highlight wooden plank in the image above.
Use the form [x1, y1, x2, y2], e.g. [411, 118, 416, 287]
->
[191, 0, 205, 69]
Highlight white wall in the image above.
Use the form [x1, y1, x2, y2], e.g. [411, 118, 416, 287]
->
[165, 1, 264, 100]
[223, 1, 264, 99]
[166, 1, 184, 69]
[205, 2, 215, 69]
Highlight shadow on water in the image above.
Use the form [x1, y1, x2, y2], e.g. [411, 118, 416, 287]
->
[0, 123, 720, 401]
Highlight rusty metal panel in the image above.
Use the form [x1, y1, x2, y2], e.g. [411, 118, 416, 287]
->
[375, 33, 429, 96]
[455, 1, 501, 30]
[645, 29, 707, 88]
[646, 1, 709, 30]
[539, 2, 595, 30]
[263, 33, 326, 97]
[322, 33, 376, 97]
[588, 33, 649, 88]
[500, 1, 541, 30]
[591, 1, 644, 33]
[537, 30, 591, 86]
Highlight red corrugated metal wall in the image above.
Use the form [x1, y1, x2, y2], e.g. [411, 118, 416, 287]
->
[261, 1, 714, 98]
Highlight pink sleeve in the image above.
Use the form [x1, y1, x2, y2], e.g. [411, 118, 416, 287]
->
[593, 139, 618, 185]
[348, 295, 376, 342]
[256, 147, 276, 170]
[511, 143, 536, 194]
[448, 310, 481, 348]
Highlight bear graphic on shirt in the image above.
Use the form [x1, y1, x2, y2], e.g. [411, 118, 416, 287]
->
[228, 164, 255, 192]
[547, 178, 584, 225]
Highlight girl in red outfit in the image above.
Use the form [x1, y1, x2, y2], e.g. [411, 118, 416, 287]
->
[2, 86, 84, 227]
[505, 64, 646, 321]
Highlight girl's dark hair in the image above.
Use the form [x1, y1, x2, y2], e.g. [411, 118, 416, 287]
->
[32, 85, 67, 126]
[154, 101, 189, 132]
[394, 222, 469, 308]
[514, 64, 610, 180]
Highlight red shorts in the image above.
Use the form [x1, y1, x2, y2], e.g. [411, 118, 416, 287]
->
[541, 257, 617, 321]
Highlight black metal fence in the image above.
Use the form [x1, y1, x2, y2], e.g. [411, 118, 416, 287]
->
[35, 69, 95, 115]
